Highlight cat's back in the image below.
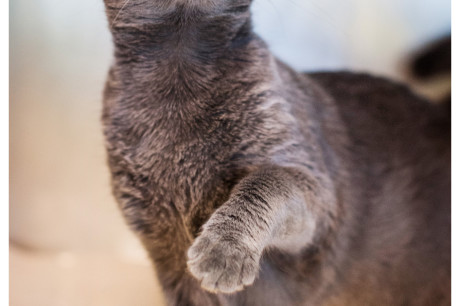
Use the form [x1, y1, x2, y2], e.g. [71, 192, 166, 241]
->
[309, 71, 449, 181]
[309, 71, 449, 153]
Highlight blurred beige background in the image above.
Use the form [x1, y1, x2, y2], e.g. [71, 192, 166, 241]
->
[10, 1, 165, 305]
[9, 0, 450, 305]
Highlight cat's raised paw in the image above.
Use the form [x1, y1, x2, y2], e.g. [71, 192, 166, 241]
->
[187, 231, 260, 294]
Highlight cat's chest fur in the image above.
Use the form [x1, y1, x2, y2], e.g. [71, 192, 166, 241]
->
[109, 110, 233, 193]
[103, 87, 295, 230]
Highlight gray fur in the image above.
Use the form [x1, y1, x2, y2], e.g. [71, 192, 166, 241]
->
[102, 1, 450, 305]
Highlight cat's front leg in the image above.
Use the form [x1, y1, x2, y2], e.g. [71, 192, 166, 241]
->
[187, 165, 336, 293]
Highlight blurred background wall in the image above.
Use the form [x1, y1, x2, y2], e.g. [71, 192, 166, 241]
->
[10, 0, 450, 305]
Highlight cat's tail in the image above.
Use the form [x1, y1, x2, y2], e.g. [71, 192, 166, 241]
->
[409, 36, 451, 134]
[409, 36, 451, 110]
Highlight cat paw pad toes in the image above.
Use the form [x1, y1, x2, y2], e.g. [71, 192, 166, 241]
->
[187, 233, 259, 293]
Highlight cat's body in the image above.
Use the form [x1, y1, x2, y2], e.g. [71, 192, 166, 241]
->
[102, 1, 450, 305]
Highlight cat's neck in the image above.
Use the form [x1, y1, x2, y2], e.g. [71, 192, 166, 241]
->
[109, 6, 260, 103]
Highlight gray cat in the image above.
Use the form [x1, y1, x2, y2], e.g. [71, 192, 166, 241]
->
[102, 1, 451, 305]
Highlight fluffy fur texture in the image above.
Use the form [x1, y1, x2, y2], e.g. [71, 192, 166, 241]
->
[102, 1, 451, 305]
